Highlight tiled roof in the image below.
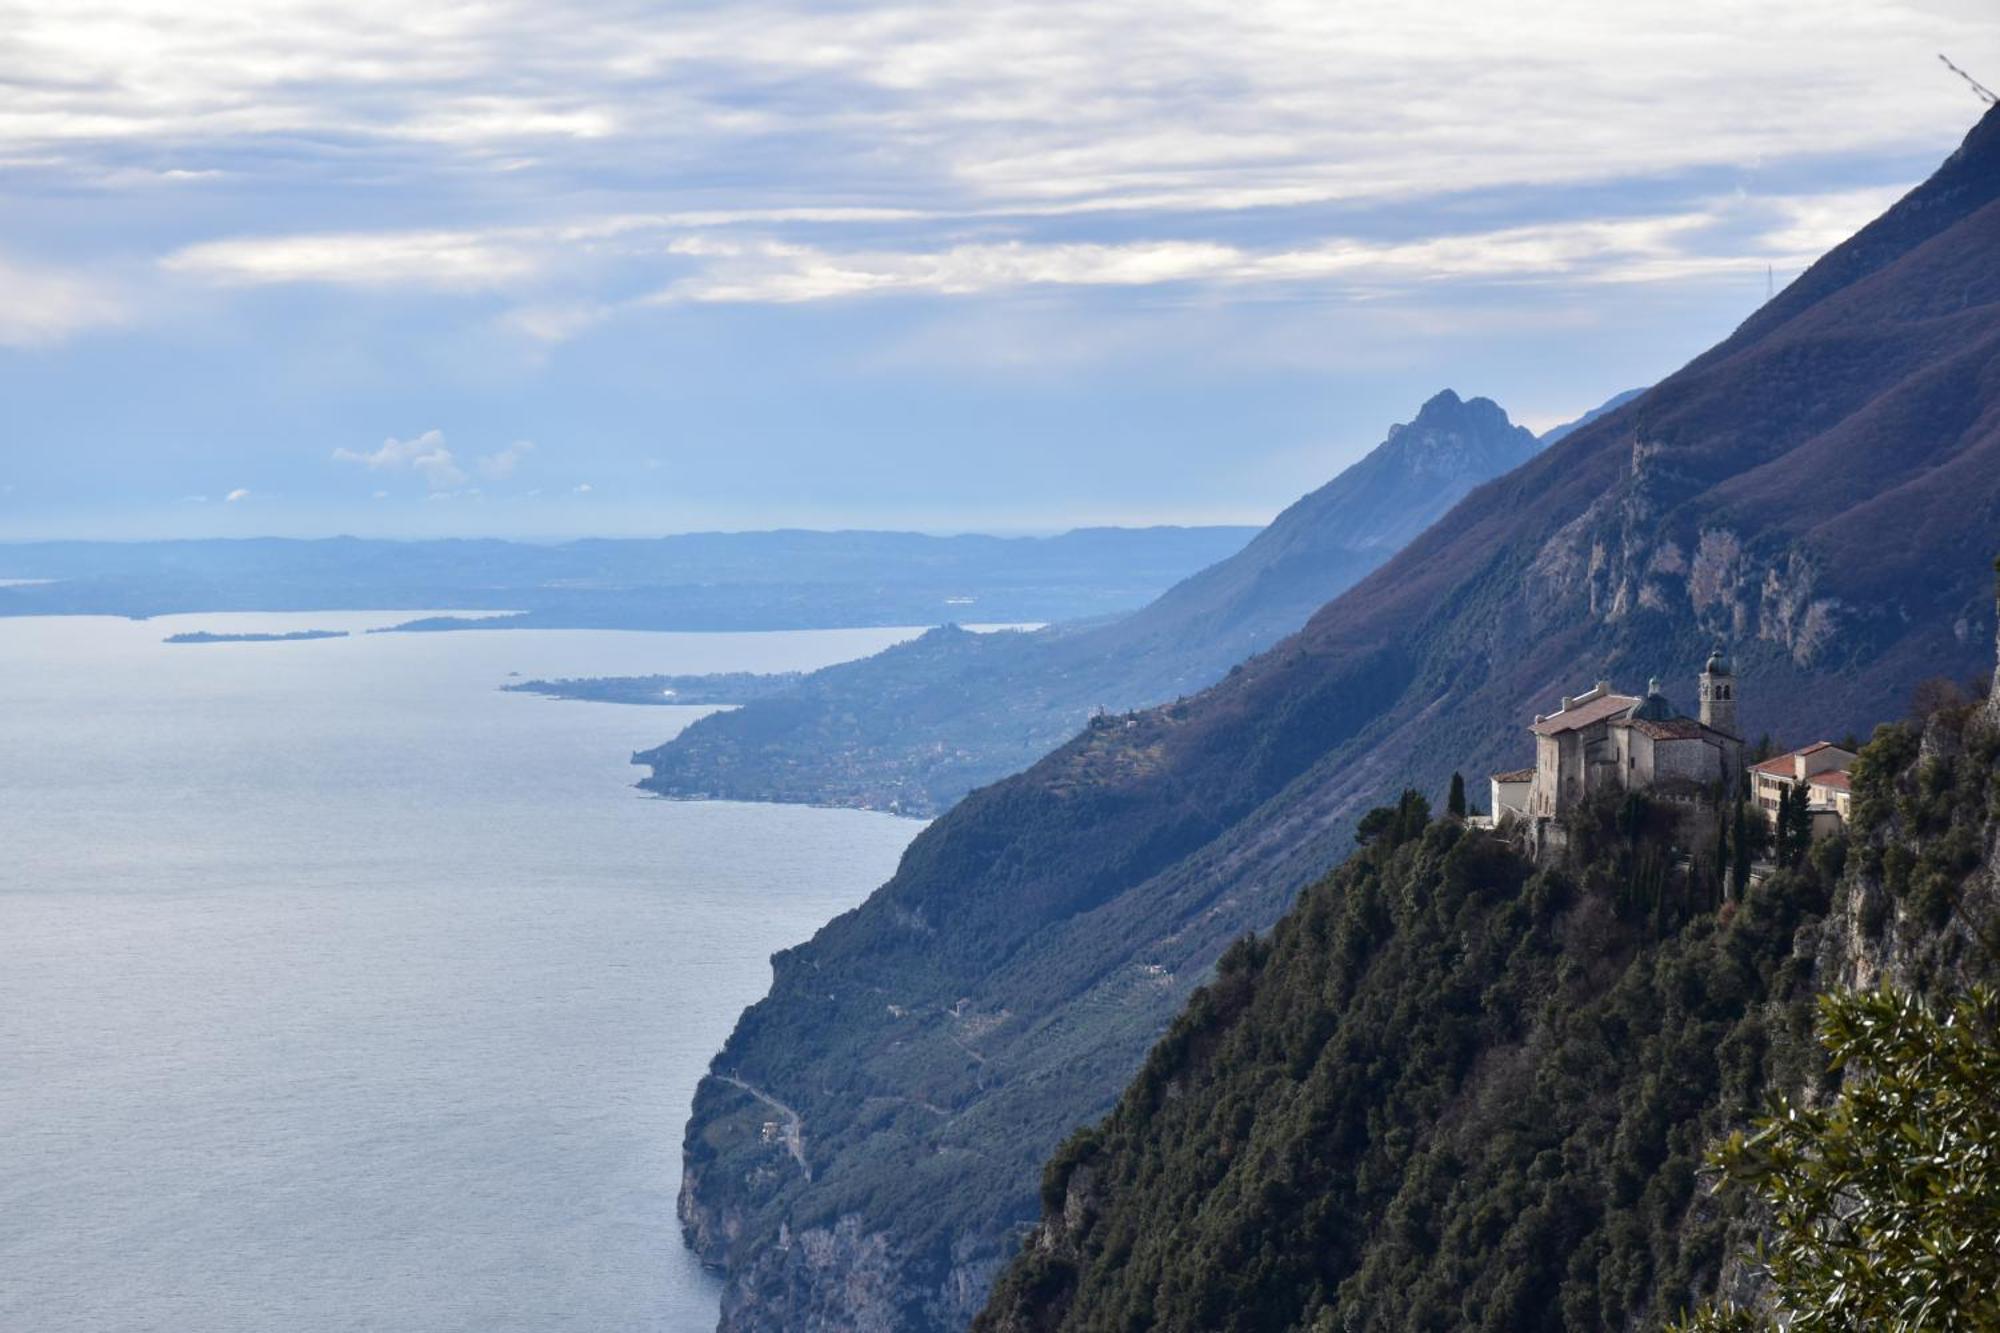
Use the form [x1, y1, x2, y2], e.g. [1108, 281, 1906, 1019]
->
[1810, 769, 1853, 792]
[1628, 717, 1707, 740]
[1490, 767, 1535, 783]
[1751, 741, 1854, 777]
[1530, 693, 1640, 736]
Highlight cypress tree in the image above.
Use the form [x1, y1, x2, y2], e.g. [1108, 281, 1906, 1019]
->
[1712, 808, 1729, 907]
[1788, 781, 1814, 861]
[1447, 772, 1467, 819]
[1730, 802, 1752, 899]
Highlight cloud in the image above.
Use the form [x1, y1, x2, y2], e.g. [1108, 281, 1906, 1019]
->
[1756, 186, 1911, 258]
[331, 429, 469, 489]
[8, 1, 1983, 327]
[498, 302, 612, 343]
[5, 0, 1989, 221]
[125, 176, 1881, 373]
[476, 440, 534, 480]
[631, 198, 1865, 307]
[148, 179, 1900, 345]
[573, 482, 592, 495]
[0, 253, 124, 347]
[224, 488, 250, 502]
[164, 231, 535, 290]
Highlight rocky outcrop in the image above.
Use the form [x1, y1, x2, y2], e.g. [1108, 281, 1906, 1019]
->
[1818, 700, 2000, 998]
[717, 1216, 901, 1333]
[1990, 564, 2000, 725]
[705, 1215, 1003, 1333]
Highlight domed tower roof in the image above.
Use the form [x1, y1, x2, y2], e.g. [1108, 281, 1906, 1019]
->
[1704, 646, 1731, 676]
[1626, 677, 1677, 722]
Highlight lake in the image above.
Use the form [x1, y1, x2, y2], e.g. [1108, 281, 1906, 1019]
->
[0, 612, 925, 1333]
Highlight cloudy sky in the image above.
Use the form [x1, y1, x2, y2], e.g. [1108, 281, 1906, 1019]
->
[1, 0, 1995, 539]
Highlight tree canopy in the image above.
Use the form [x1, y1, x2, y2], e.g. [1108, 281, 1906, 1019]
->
[1675, 985, 2000, 1333]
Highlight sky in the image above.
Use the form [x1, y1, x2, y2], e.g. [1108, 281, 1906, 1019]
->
[0, 0, 1996, 540]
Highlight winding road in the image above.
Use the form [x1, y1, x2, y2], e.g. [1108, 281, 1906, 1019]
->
[717, 1074, 812, 1181]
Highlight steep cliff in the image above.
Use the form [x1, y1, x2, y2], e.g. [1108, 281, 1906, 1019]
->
[639, 391, 1545, 815]
[975, 686, 2000, 1332]
[682, 106, 2000, 1332]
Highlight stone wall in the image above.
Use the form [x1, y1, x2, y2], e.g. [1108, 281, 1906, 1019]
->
[1653, 737, 1719, 785]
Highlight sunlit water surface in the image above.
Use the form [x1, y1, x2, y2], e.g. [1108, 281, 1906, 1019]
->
[0, 613, 926, 1333]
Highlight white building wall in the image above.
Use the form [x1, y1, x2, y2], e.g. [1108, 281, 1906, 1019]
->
[1491, 777, 1531, 819]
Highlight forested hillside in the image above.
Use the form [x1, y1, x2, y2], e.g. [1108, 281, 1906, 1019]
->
[975, 678, 1999, 1331]
[681, 106, 2000, 1333]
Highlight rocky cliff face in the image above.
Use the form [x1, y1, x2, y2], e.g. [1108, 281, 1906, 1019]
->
[682, 106, 2000, 1333]
[1991, 567, 2000, 725]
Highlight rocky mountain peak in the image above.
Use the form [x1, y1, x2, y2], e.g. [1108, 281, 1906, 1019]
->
[1375, 389, 1536, 482]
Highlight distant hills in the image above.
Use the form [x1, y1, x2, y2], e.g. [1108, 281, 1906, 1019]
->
[638, 389, 1585, 815]
[163, 628, 348, 644]
[0, 528, 1257, 630]
[679, 105, 2000, 1332]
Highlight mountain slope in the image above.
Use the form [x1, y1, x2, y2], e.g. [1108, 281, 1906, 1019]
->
[1537, 386, 1646, 446]
[975, 682, 2000, 1333]
[680, 107, 2000, 1333]
[639, 391, 1543, 814]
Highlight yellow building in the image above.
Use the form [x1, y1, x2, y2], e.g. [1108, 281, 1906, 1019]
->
[1747, 741, 1857, 833]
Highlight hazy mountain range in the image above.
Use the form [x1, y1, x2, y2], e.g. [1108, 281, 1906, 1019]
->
[0, 528, 1257, 630]
[632, 390, 1612, 815]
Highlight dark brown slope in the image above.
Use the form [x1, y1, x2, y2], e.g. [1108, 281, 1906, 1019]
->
[1255, 101, 2000, 758]
[680, 107, 2000, 1333]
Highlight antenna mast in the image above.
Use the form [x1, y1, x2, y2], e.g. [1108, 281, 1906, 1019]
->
[1940, 53, 1999, 106]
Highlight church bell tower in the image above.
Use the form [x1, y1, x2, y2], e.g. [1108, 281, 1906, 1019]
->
[1698, 647, 1736, 736]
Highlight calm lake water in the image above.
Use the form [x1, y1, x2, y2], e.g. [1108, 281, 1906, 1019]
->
[0, 613, 925, 1333]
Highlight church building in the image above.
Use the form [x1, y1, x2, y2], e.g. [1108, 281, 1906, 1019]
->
[1490, 651, 1743, 842]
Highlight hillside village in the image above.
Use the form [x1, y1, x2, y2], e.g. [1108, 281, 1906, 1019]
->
[1480, 648, 1867, 863]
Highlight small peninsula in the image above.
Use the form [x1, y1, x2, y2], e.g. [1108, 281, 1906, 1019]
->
[502, 671, 803, 706]
[165, 629, 349, 644]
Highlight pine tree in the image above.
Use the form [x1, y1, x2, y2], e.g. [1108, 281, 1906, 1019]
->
[1447, 771, 1467, 819]
[1393, 788, 1431, 843]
